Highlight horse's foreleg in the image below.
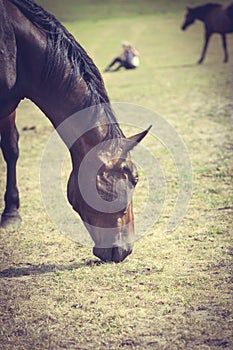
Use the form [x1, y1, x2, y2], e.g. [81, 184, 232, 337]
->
[198, 32, 211, 64]
[221, 34, 228, 63]
[0, 112, 21, 228]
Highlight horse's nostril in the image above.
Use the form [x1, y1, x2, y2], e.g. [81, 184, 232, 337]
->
[112, 246, 132, 263]
[93, 247, 112, 262]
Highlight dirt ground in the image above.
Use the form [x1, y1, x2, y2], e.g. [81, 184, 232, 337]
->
[0, 1, 232, 349]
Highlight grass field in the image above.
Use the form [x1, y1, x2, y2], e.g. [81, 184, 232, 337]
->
[0, 1, 232, 349]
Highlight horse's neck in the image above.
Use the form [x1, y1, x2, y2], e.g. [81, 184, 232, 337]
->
[9, 1, 90, 127]
[195, 4, 219, 21]
[194, 8, 207, 22]
[20, 34, 90, 129]
[28, 78, 91, 129]
[9, 1, 113, 164]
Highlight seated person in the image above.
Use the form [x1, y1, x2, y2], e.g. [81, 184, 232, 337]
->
[104, 41, 140, 72]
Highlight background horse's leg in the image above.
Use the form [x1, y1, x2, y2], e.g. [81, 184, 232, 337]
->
[221, 34, 228, 63]
[198, 32, 211, 64]
[0, 112, 21, 228]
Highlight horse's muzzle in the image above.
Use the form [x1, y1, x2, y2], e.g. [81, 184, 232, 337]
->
[93, 245, 133, 263]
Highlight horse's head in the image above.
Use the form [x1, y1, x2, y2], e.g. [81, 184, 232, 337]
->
[67, 127, 150, 263]
[181, 7, 195, 30]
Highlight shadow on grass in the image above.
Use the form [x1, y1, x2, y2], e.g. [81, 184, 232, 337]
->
[156, 62, 225, 69]
[0, 260, 104, 278]
[159, 63, 198, 69]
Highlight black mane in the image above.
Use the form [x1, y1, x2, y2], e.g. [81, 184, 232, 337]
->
[194, 3, 221, 16]
[9, 0, 124, 139]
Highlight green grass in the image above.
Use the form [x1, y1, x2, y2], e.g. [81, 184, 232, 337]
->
[37, 0, 232, 22]
[36, 0, 210, 22]
[0, 1, 233, 349]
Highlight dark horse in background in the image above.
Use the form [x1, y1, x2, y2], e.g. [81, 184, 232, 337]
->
[181, 3, 233, 63]
[0, 0, 150, 262]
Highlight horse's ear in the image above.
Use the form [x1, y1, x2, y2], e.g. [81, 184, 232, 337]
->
[123, 125, 152, 154]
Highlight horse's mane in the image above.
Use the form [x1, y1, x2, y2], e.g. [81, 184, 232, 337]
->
[8, 0, 124, 139]
[194, 3, 221, 15]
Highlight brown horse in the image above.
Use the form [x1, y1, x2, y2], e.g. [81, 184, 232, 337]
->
[0, 0, 150, 262]
[181, 3, 233, 63]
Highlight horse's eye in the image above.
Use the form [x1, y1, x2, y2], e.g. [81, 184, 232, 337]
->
[132, 176, 139, 187]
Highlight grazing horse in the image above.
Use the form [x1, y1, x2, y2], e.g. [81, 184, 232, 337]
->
[181, 3, 233, 63]
[0, 0, 150, 262]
